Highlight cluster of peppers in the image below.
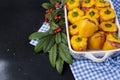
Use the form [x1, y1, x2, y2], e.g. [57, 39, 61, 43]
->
[67, 0, 120, 51]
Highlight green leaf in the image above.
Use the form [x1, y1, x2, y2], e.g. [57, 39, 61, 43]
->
[57, 0, 61, 2]
[59, 43, 72, 64]
[50, 0, 57, 5]
[50, 11, 56, 20]
[43, 35, 55, 53]
[29, 32, 49, 40]
[49, 44, 57, 68]
[55, 33, 61, 44]
[61, 32, 68, 44]
[58, 20, 65, 27]
[55, 9, 62, 14]
[42, 3, 53, 9]
[61, 0, 67, 4]
[34, 37, 47, 53]
[56, 57, 64, 74]
[57, 10, 64, 16]
[50, 21, 57, 30]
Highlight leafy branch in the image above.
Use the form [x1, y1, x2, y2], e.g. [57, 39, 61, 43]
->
[29, 0, 72, 74]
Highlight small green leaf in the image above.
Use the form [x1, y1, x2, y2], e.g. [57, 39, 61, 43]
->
[49, 44, 57, 68]
[57, 0, 61, 2]
[29, 32, 48, 40]
[59, 43, 72, 64]
[50, 12, 56, 20]
[56, 57, 64, 74]
[50, 0, 57, 5]
[55, 33, 61, 44]
[61, 0, 67, 4]
[50, 22, 57, 30]
[58, 20, 65, 27]
[34, 37, 47, 53]
[55, 9, 62, 14]
[42, 3, 53, 9]
[61, 32, 68, 44]
[43, 35, 55, 53]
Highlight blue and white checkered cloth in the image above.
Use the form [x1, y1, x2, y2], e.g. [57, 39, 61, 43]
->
[30, 0, 120, 80]
[70, 54, 120, 80]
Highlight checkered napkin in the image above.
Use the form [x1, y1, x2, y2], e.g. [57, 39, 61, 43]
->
[30, 22, 50, 46]
[70, 54, 120, 80]
[30, 0, 120, 80]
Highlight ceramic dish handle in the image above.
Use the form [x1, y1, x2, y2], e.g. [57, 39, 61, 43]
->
[84, 51, 113, 62]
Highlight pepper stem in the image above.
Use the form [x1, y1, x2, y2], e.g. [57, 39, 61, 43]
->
[75, 37, 82, 42]
[100, 0, 105, 3]
[85, 0, 90, 3]
[113, 35, 118, 40]
[72, 25, 77, 29]
[69, 0, 75, 4]
[105, 9, 111, 14]
[105, 23, 112, 28]
[72, 12, 79, 17]
[89, 11, 95, 17]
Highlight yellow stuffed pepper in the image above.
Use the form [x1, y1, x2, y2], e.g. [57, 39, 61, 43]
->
[67, 0, 80, 11]
[88, 31, 105, 50]
[95, 0, 110, 10]
[99, 22, 118, 35]
[69, 23, 79, 36]
[82, 0, 96, 12]
[71, 35, 88, 51]
[86, 8, 99, 20]
[102, 34, 120, 50]
[68, 8, 84, 24]
[100, 8, 116, 22]
[78, 16, 99, 37]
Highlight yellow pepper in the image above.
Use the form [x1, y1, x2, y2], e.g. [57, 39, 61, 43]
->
[78, 16, 99, 37]
[95, 0, 110, 10]
[82, 0, 96, 11]
[67, 0, 80, 11]
[102, 34, 120, 50]
[100, 8, 116, 22]
[99, 22, 117, 35]
[88, 31, 105, 50]
[69, 23, 79, 36]
[86, 8, 99, 20]
[68, 8, 84, 24]
[71, 35, 88, 51]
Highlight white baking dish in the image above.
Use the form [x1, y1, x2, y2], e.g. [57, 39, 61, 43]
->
[64, 0, 120, 62]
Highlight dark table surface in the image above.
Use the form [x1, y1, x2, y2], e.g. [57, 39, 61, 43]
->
[0, 0, 74, 80]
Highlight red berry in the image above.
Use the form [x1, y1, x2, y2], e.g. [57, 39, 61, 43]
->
[55, 3, 60, 8]
[46, 9, 50, 14]
[57, 16, 61, 19]
[55, 15, 61, 20]
[54, 26, 61, 34]
[45, 18, 49, 23]
[57, 28, 61, 32]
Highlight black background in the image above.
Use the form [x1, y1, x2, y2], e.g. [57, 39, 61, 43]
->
[0, 0, 74, 80]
